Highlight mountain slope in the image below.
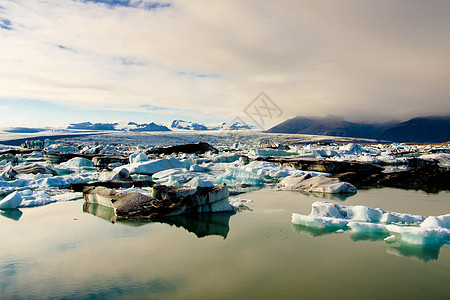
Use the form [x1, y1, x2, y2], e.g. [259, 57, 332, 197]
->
[381, 116, 450, 143]
[266, 116, 450, 142]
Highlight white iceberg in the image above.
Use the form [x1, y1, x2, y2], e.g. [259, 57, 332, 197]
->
[214, 168, 265, 186]
[60, 157, 95, 169]
[121, 157, 183, 175]
[292, 201, 448, 245]
[128, 152, 149, 164]
[0, 191, 22, 209]
[99, 167, 130, 182]
[279, 175, 357, 194]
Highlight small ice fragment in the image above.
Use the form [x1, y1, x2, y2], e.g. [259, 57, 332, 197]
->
[384, 235, 397, 243]
[0, 191, 22, 209]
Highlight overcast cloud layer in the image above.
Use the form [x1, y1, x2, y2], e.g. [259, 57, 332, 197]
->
[0, 0, 449, 127]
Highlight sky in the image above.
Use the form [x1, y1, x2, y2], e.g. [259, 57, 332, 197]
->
[0, 0, 449, 129]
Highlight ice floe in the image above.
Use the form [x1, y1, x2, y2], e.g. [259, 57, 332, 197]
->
[292, 201, 448, 245]
[279, 175, 357, 194]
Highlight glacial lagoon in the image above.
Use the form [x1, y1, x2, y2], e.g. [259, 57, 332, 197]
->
[0, 188, 448, 299]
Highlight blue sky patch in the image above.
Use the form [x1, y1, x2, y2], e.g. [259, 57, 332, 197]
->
[177, 71, 223, 79]
[0, 18, 12, 30]
[118, 58, 146, 66]
[138, 104, 171, 111]
[77, 1, 171, 10]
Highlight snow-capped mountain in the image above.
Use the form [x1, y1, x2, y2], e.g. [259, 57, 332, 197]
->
[170, 120, 252, 131]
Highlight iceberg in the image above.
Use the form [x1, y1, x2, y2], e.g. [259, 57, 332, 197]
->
[82, 184, 233, 219]
[279, 175, 357, 194]
[121, 157, 184, 175]
[0, 191, 22, 209]
[128, 152, 149, 164]
[189, 164, 206, 172]
[99, 167, 130, 182]
[214, 168, 265, 186]
[292, 201, 448, 245]
[60, 157, 95, 169]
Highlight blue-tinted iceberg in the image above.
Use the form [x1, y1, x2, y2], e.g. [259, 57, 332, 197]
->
[291, 201, 448, 245]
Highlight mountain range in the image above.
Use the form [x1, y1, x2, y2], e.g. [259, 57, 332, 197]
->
[266, 116, 450, 143]
[66, 120, 252, 132]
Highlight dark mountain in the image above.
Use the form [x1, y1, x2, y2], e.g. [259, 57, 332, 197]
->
[266, 116, 391, 139]
[380, 116, 450, 143]
[67, 122, 170, 132]
[67, 122, 117, 131]
[266, 116, 450, 143]
[5, 127, 47, 133]
[127, 122, 171, 132]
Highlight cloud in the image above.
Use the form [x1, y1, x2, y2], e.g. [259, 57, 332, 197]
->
[0, 0, 449, 125]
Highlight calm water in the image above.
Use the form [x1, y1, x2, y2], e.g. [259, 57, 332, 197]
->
[0, 188, 449, 299]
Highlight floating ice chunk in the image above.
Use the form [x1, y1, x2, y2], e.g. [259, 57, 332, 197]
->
[419, 153, 450, 167]
[279, 175, 357, 194]
[294, 201, 448, 245]
[99, 167, 130, 182]
[248, 148, 291, 158]
[122, 157, 183, 175]
[52, 192, 82, 202]
[347, 206, 384, 222]
[46, 145, 79, 153]
[17, 190, 82, 207]
[386, 225, 449, 245]
[291, 213, 349, 229]
[35, 173, 99, 188]
[242, 161, 290, 178]
[18, 190, 52, 207]
[129, 152, 148, 164]
[384, 235, 397, 243]
[214, 168, 265, 186]
[0, 163, 17, 181]
[228, 197, 253, 209]
[202, 161, 243, 172]
[60, 157, 94, 169]
[339, 143, 363, 154]
[153, 168, 197, 183]
[25, 151, 44, 160]
[314, 149, 339, 158]
[185, 176, 214, 188]
[211, 152, 241, 163]
[310, 201, 344, 218]
[0, 191, 22, 209]
[421, 214, 450, 229]
[189, 164, 207, 172]
[347, 222, 389, 234]
[309, 201, 424, 224]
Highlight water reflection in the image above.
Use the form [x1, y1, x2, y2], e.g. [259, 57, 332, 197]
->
[386, 243, 443, 262]
[159, 213, 234, 239]
[83, 202, 233, 238]
[305, 191, 355, 201]
[350, 232, 389, 242]
[0, 209, 23, 221]
[53, 277, 179, 299]
[293, 223, 446, 261]
[292, 223, 347, 237]
[83, 202, 116, 223]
